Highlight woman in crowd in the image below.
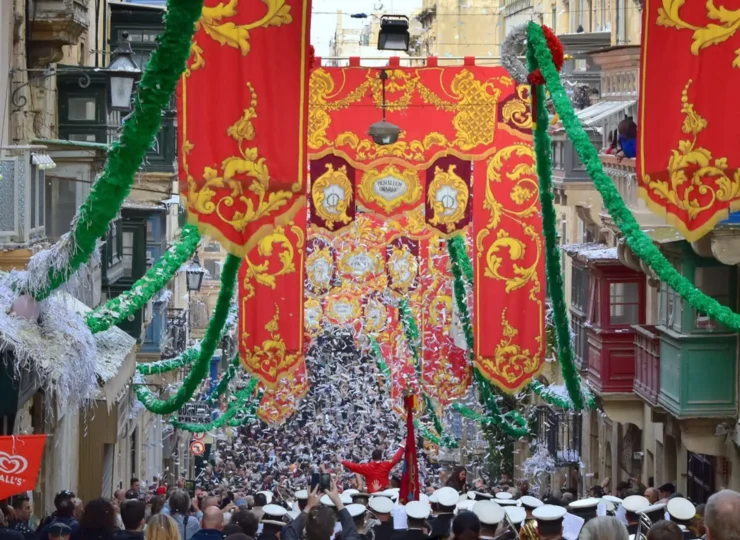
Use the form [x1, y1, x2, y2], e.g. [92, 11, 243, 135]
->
[79, 499, 118, 540]
[144, 516, 179, 540]
[579, 516, 629, 540]
[167, 491, 200, 540]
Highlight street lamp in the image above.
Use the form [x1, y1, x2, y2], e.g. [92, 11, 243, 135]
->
[378, 15, 410, 51]
[368, 70, 401, 146]
[107, 32, 142, 112]
[186, 255, 206, 340]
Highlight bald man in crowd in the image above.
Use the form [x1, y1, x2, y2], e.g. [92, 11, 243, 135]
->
[191, 507, 224, 540]
[705, 490, 740, 540]
[644, 488, 658, 505]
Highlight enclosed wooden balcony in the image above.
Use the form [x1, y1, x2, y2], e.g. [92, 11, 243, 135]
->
[633, 325, 660, 406]
[29, 0, 89, 64]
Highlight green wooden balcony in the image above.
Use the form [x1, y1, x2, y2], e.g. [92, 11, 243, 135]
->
[658, 327, 737, 419]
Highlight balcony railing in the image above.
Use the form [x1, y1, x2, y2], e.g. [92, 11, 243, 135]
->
[162, 308, 188, 359]
[601, 155, 637, 208]
[533, 405, 582, 466]
[633, 325, 660, 406]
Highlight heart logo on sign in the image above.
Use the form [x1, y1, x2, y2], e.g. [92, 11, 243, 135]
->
[0, 451, 28, 475]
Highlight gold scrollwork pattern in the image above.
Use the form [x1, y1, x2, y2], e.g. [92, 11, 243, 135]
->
[326, 296, 362, 324]
[362, 298, 388, 334]
[242, 304, 301, 385]
[242, 224, 304, 299]
[308, 68, 502, 156]
[190, 0, 293, 72]
[501, 85, 533, 131]
[306, 246, 334, 294]
[184, 83, 295, 237]
[304, 297, 323, 337]
[359, 165, 422, 213]
[476, 144, 544, 387]
[311, 163, 354, 230]
[387, 245, 419, 293]
[657, 0, 740, 69]
[338, 248, 385, 281]
[427, 164, 469, 233]
[429, 294, 453, 332]
[643, 80, 740, 221]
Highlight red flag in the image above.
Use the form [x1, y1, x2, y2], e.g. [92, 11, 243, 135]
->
[399, 394, 419, 504]
[0, 435, 46, 500]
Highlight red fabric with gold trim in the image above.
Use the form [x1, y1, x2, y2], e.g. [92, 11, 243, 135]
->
[178, 0, 312, 256]
[425, 156, 472, 236]
[473, 142, 545, 393]
[420, 235, 471, 405]
[238, 208, 306, 389]
[310, 155, 356, 232]
[638, 0, 740, 241]
[258, 363, 309, 425]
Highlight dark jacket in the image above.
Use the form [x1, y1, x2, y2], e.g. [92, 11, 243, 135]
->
[389, 529, 430, 540]
[371, 522, 395, 540]
[282, 508, 360, 540]
[37, 518, 81, 540]
[79, 528, 119, 540]
[0, 527, 26, 540]
[428, 514, 453, 540]
[190, 530, 224, 540]
[9, 521, 34, 540]
[114, 531, 144, 540]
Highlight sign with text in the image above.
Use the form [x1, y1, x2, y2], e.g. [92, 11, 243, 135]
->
[0, 435, 46, 500]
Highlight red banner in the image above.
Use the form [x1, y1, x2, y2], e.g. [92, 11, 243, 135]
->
[638, 0, 740, 240]
[399, 395, 419, 504]
[239, 209, 306, 389]
[178, 0, 312, 256]
[0, 435, 46, 500]
[309, 62, 543, 395]
[473, 143, 546, 392]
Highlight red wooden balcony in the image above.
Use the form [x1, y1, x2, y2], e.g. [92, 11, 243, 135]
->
[633, 325, 660, 406]
[586, 325, 639, 394]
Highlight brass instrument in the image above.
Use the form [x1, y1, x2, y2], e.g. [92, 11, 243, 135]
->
[519, 520, 538, 540]
[635, 512, 653, 540]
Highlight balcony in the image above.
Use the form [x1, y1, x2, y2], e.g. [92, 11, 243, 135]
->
[29, 0, 89, 64]
[163, 308, 188, 360]
[0, 146, 48, 252]
[533, 405, 583, 466]
[633, 325, 660, 406]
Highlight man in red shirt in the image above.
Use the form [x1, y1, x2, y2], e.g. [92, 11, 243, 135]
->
[341, 447, 405, 494]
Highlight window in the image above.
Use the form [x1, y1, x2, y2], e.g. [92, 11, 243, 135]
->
[68, 97, 97, 121]
[204, 258, 221, 281]
[616, 0, 626, 43]
[122, 231, 135, 278]
[551, 6, 557, 34]
[694, 266, 731, 330]
[571, 266, 590, 313]
[68, 134, 97, 142]
[609, 282, 640, 325]
[204, 241, 221, 253]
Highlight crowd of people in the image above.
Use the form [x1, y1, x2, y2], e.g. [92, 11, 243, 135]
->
[4, 468, 739, 540]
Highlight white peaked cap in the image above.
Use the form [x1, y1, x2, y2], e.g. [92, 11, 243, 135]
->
[369, 496, 394, 514]
[347, 504, 367, 518]
[495, 492, 514, 500]
[262, 504, 288, 518]
[622, 495, 650, 514]
[667, 498, 696, 521]
[405, 501, 432, 520]
[532, 505, 567, 521]
[320, 494, 335, 507]
[456, 500, 476, 513]
[436, 487, 459, 507]
[520, 496, 544, 509]
[505, 506, 527, 524]
[473, 501, 506, 525]
[258, 491, 274, 504]
[294, 490, 308, 500]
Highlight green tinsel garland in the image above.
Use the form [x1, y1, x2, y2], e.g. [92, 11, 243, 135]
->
[398, 299, 421, 374]
[369, 336, 458, 449]
[527, 22, 740, 330]
[172, 379, 262, 433]
[135, 254, 240, 414]
[526, 49, 585, 410]
[446, 237, 529, 437]
[136, 303, 238, 376]
[529, 380, 595, 410]
[32, 0, 204, 300]
[87, 224, 201, 333]
[207, 354, 241, 405]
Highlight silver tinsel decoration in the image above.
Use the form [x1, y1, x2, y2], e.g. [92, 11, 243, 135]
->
[501, 24, 530, 84]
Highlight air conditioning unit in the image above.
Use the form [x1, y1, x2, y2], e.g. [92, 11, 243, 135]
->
[0, 145, 52, 247]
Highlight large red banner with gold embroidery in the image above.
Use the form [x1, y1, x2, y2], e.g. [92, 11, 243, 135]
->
[638, 0, 740, 240]
[178, 0, 311, 256]
[308, 61, 544, 395]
